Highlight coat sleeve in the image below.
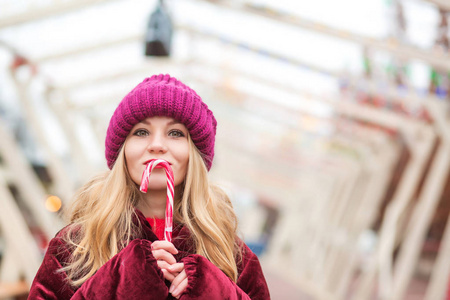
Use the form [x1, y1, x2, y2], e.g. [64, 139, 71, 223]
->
[29, 238, 169, 300]
[180, 244, 270, 300]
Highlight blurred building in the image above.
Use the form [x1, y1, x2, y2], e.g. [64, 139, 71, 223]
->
[0, 0, 449, 299]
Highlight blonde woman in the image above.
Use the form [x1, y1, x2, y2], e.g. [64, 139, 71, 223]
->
[29, 74, 270, 299]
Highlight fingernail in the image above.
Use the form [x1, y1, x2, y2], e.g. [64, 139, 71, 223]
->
[169, 285, 174, 293]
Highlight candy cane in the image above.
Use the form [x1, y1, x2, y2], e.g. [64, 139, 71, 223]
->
[140, 159, 174, 242]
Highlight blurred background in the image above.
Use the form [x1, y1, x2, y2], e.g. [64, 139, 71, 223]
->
[0, 0, 449, 299]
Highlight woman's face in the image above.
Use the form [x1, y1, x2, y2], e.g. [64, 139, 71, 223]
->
[124, 116, 189, 191]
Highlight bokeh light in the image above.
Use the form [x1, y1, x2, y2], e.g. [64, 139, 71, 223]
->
[44, 195, 62, 212]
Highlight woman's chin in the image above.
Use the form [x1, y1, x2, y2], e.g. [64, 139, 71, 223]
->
[145, 182, 169, 191]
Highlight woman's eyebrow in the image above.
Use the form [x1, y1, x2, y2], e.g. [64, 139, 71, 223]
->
[138, 119, 182, 126]
[168, 120, 182, 125]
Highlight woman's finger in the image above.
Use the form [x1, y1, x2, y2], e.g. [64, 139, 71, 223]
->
[152, 249, 176, 265]
[171, 269, 187, 288]
[168, 262, 184, 273]
[157, 261, 180, 281]
[151, 241, 179, 255]
[171, 276, 188, 298]
[157, 260, 179, 275]
[161, 269, 175, 282]
[169, 270, 188, 297]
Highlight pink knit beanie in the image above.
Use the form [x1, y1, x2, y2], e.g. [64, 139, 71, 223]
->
[105, 74, 217, 170]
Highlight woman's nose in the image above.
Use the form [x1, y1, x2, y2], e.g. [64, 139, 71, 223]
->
[147, 134, 168, 153]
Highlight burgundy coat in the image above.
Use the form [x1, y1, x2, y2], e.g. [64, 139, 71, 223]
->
[29, 210, 270, 299]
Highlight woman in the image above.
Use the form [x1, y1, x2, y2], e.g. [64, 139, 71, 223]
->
[29, 74, 270, 299]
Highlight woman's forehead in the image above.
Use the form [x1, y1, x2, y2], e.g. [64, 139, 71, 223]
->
[137, 116, 184, 126]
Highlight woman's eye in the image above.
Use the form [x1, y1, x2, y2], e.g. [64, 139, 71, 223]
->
[133, 129, 149, 137]
[169, 130, 185, 138]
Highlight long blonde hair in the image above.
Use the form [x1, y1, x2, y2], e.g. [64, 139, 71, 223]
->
[177, 137, 240, 281]
[61, 135, 240, 286]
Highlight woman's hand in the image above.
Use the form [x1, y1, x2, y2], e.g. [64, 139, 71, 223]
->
[151, 241, 179, 281]
[168, 263, 188, 299]
[151, 241, 188, 298]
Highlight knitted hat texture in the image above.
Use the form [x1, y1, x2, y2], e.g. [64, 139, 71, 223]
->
[105, 74, 217, 170]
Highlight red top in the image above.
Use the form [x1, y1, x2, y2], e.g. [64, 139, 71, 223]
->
[146, 218, 165, 240]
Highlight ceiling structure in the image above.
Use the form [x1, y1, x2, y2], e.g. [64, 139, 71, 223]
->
[1, 0, 448, 190]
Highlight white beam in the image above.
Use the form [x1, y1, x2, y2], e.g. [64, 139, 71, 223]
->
[0, 0, 121, 29]
[31, 24, 447, 112]
[424, 0, 450, 11]
[195, 0, 450, 71]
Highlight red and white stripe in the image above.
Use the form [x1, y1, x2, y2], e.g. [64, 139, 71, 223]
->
[140, 159, 174, 242]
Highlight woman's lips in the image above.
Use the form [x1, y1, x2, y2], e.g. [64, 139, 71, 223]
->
[143, 160, 172, 166]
